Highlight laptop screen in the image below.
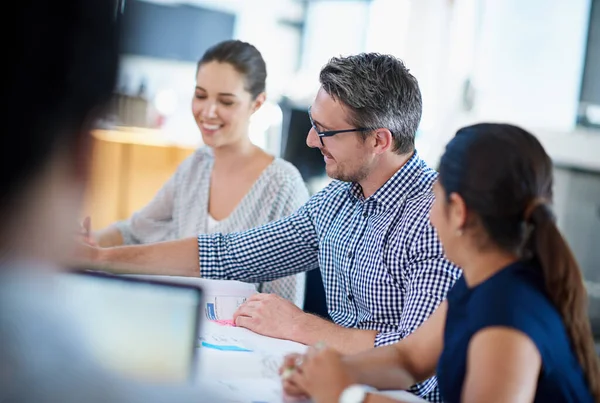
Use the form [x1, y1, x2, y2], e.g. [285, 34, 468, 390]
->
[55, 271, 202, 383]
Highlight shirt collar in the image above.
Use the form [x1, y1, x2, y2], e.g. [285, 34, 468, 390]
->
[347, 151, 430, 211]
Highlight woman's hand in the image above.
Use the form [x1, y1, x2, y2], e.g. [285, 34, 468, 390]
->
[285, 345, 358, 403]
[79, 216, 97, 246]
[70, 217, 102, 264]
[280, 353, 310, 400]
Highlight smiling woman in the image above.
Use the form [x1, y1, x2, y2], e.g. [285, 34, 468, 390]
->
[89, 40, 310, 307]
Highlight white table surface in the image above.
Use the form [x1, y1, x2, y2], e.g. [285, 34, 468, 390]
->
[196, 322, 426, 403]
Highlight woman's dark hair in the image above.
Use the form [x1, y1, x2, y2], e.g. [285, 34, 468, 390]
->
[197, 40, 267, 99]
[438, 123, 599, 400]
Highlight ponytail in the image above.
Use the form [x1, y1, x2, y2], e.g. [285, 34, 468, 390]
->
[528, 203, 600, 401]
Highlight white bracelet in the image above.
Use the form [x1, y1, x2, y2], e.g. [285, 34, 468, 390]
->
[339, 384, 377, 403]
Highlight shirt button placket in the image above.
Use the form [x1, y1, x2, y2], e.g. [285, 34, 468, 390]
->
[346, 250, 355, 304]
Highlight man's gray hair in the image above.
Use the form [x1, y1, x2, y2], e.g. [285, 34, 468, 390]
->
[319, 53, 422, 154]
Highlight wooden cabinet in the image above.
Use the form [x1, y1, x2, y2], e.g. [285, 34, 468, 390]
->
[84, 129, 196, 229]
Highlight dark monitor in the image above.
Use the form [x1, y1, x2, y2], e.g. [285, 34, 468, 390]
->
[578, 0, 600, 128]
[120, 0, 235, 62]
[580, 0, 600, 106]
[279, 100, 326, 184]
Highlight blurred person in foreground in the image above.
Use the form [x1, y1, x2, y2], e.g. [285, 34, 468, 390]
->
[0, 1, 222, 401]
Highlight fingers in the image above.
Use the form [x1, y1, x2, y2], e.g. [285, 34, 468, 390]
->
[246, 292, 276, 302]
[232, 304, 243, 322]
[82, 236, 97, 247]
[287, 369, 308, 395]
[282, 379, 309, 400]
[245, 294, 262, 302]
[234, 314, 257, 330]
[233, 314, 247, 327]
[76, 217, 97, 246]
[280, 353, 310, 399]
[233, 300, 258, 320]
[304, 342, 329, 362]
[82, 216, 91, 237]
[237, 294, 286, 317]
[83, 217, 97, 246]
[280, 354, 306, 386]
[77, 234, 97, 247]
[280, 353, 303, 375]
[280, 350, 319, 379]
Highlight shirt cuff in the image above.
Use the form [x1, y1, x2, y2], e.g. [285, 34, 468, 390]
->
[197, 234, 225, 279]
[374, 331, 404, 347]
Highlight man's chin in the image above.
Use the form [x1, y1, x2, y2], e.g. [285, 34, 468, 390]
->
[326, 168, 351, 183]
[324, 165, 338, 180]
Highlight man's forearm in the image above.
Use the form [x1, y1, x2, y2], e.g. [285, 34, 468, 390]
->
[291, 314, 377, 355]
[95, 237, 200, 277]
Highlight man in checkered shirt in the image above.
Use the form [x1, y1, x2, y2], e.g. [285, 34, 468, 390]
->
[86, 53, 461, 401]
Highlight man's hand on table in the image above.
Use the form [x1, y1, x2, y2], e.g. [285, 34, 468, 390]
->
[233, 293, 306, 340]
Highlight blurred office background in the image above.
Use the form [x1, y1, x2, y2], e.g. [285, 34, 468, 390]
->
[85, 0, 600, 342]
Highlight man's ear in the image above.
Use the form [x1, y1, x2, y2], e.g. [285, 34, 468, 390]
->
[371, 128, 394, 155]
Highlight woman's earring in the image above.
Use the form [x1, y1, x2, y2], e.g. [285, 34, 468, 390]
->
[456, 229, 463, 236]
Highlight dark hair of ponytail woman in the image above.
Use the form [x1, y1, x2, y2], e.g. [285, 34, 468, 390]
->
[438, 123, 600, 400]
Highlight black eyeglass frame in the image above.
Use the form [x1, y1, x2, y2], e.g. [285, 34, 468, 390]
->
[308, 107, 376, 146]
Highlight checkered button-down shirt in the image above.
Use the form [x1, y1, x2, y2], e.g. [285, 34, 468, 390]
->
[198, 152, 460, 401]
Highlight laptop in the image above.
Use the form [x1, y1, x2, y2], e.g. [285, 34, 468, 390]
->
[55, 270, 203, 383]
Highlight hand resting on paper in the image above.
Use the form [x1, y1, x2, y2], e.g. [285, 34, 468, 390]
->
[282, 346, 357, 403]
[280, 353, 310, 400]
[233, 293, 306, 340]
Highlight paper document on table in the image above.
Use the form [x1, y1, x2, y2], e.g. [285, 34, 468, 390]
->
[198, 321, 307, 379]
[126, 275, 256, 320]
[201, 321, 307, 356]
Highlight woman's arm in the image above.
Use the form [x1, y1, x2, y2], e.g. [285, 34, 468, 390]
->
[282, 301, 448, 401]
[93, 225, 124, 248]
[346, 300, 447, 390]
[356, 393, 422, 403]
[460, 327, 541, 403]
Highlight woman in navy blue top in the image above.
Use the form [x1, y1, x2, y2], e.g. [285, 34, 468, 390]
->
[282, 123, 599, 403]
[438, 260, 594, 402]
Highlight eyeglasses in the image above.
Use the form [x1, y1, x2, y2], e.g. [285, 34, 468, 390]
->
[308, 107, 374, 146]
